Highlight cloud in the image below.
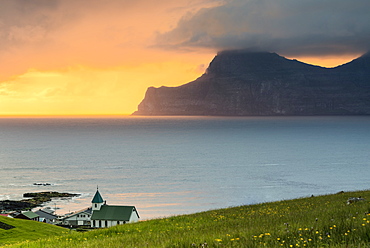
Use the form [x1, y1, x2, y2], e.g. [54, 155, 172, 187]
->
[155, 0, 370, 56]
[0, 0, 219, 81]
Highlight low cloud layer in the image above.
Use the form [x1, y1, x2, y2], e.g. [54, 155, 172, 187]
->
[156, 0, 370, 56]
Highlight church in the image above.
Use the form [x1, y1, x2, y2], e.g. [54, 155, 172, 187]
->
[90, 188, 140, 228]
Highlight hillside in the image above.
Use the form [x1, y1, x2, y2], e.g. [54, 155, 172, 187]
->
[133, 50, 370, 116]
[5, 190, 370, 247]
[0, 216, 66, 246]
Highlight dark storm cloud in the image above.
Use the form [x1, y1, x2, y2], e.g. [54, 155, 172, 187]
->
[155, 0, 370, 56]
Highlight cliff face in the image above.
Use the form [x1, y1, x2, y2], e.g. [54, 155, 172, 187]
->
[133, 50, 370, 116]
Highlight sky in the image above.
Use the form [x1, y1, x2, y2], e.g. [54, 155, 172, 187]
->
[0, 0, 369, 116]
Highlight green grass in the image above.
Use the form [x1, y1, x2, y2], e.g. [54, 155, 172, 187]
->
[3, 190, 370, 247]
[0, 216, 67, 246]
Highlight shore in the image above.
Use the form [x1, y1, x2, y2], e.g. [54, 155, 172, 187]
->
[0, 191, 80, 212]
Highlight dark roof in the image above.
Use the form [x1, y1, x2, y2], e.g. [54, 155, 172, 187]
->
[91, 205, 138, 221]
[35, 209, 57, 220]
[91, 190, 104, 203]
[41, 208, 55, 214]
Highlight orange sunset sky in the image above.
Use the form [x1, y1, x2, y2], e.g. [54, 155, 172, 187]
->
[1, 0, 368, 116]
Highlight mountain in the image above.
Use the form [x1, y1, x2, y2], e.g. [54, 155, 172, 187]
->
[133, 50, 370, 116]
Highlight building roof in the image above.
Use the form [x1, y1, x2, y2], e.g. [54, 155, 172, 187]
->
[35, 209, 57, 220]
[61, 207, 92, 220]
[91, 189, 104, 203]
[19, 211, 39, 220]
[40, 207, 56, 214]
[91, 205, 138, 221]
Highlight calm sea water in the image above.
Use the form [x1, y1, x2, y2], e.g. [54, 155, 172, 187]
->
[0, 116, 369, 219]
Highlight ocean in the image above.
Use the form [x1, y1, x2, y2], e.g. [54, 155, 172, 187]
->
[0, 116, 369, 219]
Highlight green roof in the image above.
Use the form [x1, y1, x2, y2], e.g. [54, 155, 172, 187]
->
[91, 190, 104, 203]
[91, 205, 137, 221]
[21, 211, 39, 219]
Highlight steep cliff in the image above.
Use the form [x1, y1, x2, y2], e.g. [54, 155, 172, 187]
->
[133, 50, 370, 116]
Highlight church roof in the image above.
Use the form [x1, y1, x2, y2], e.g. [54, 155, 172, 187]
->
[91, 205, 139, 221]
[91, 189, 104, 203]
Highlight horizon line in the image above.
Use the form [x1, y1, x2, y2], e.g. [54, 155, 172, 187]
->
[0, 114, 133, 118]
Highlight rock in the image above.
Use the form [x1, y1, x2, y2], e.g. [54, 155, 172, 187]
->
[0, 192, 80, 212]
[0, 200, 36, 211]
[23, 192, 80, 198]
[133, 50, 370, 116]
[346, 197, 365, 205]
[33, 183, 52, 186]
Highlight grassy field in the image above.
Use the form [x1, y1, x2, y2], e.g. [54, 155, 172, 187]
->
[2, 190, 370, 247]
[0, 215, 67, 246]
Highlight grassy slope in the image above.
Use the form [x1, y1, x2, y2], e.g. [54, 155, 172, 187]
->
[4, 190, 370, 248]
[0, 216, 67, 246]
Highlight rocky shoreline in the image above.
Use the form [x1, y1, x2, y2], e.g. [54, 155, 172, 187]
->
[0, 191, 80, 212]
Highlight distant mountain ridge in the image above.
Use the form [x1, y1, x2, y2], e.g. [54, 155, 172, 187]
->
[133, 50, 370, 116]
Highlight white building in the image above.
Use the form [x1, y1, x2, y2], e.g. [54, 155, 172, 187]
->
[90, 189, 139, 228]
[35, 209, 58, 224]
[60, 207, 92, 226]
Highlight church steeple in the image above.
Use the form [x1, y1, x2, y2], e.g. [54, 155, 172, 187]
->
[92, 187, 104, 211]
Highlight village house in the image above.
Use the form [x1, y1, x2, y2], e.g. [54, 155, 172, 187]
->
[13, 211, 40, 221]
[35, 209, 58, 224]
[90, 189, 139, 228]
[60, 207, 92, 227]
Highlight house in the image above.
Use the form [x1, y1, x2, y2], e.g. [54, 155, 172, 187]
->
[60, 207, 92, 227]
[14, 211, 40, 221]
[39, 207, 56, 215]
[34, 209, 58, 224]
[90, 189, 139, 228]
